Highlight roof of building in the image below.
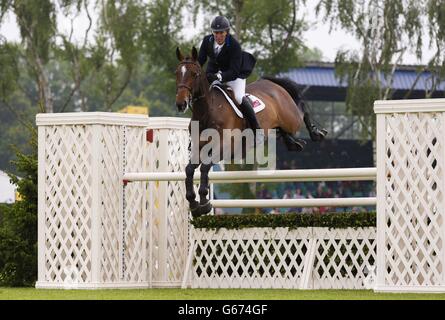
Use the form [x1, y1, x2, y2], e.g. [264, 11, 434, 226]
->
[280, 62, 445, 101]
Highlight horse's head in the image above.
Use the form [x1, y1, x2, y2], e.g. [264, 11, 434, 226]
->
[175, 46, 203, 112]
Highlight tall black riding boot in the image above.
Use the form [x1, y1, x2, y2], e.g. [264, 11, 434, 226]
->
[240, 96, 264, 146]
[240, 96, 261, 130]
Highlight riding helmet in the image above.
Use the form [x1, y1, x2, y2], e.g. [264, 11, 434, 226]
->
[211, 16, 230, 32]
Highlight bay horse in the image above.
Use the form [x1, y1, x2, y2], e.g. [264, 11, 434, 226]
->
[175, 47, 327, 217]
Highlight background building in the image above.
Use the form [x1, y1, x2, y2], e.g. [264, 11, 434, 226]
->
[281, 62, 445, 140]
[0, 170, 17, 204]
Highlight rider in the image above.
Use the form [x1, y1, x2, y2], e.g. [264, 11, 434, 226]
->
[198, 16, 262, 139]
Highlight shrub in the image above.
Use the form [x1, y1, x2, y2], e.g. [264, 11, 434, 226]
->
[0, 128, 37, 286]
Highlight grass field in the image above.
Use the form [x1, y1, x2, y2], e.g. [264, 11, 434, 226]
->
[1, 288, 445, 300]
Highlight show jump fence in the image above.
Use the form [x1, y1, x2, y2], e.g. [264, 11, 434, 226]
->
[35, 98, 445, 292]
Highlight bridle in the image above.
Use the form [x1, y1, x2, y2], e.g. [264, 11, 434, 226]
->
[176, 60, 206, 108]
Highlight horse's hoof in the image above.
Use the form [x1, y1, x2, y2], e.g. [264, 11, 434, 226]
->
[199, 201, 213, 215]
[284, 135, 306, 152]
[310, 128, 327, 141]
[191, 209, 204, 219]
[293, 139, 305, 152]
[189, 201, 201, 218]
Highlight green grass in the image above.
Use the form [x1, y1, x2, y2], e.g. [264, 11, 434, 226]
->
[1, 288, 445, 300]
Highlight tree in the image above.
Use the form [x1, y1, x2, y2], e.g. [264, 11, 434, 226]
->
[316, 0, 444, 140]
[141, 0, 190, 112]
[425, 0, 445, 96]
[0, 0, 147, 113]
[93, 0, 145, 111]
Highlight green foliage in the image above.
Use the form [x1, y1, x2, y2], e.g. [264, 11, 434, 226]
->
[334, 51, 378, 139]
[191, 211, 376, 230]
[0, 79, 35, 173]
[0, 42, 20, 101]
[0, 127, 38, 286]
[141, 0, 188, 108]
[104, 0, 143, 67]
[13, 0, 56, 64]
[243, 0, 308, 74]
[0, 204, 11, 225]
[426, 0, 445, 94]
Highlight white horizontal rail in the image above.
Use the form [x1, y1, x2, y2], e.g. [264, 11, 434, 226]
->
[123, 167, 376, 184]
[210, 197, 376, 208]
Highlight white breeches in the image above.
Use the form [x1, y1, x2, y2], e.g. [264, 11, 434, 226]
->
[226, 78, 246, 104]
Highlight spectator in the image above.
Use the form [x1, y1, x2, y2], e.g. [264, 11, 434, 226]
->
[302, 191, 315, 214]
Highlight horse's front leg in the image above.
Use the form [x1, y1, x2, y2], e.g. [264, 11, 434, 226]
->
[198, 162, 213, 216]
[185, 161, 200, 215]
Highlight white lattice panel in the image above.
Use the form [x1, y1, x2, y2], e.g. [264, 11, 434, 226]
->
[375, 100, 445, 292]
[189, 227, 376, 289]
[39, 124, 95, 285]
[36, 113, 191, 289]
[312, 227, 376, 289]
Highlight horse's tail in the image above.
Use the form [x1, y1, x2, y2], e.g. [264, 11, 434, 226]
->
[261, 76, 308, 113]
[261, 75, 327, 141]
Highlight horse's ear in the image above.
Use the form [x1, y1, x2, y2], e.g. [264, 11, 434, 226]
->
[191, 46, 198, 61]
[176, 47, 184, 61]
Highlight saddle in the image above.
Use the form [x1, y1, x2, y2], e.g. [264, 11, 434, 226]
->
[211, 83, 265, 118]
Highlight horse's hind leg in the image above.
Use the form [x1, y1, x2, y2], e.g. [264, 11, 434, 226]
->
[303, 112, 328, 141]
[185, 162, 200, 217]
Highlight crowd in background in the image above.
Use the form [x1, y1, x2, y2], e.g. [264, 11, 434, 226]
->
[213, 139, 376, 215]
[252, 144, 376, 214]
[256, 180, 376, 215]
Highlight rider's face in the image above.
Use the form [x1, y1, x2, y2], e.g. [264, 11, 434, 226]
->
[213, 31, 227, 45]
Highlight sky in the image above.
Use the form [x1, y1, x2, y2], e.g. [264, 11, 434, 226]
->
[0, 1, 434, 65]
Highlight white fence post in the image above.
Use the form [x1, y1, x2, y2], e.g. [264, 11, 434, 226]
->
[375, 110, 386, 290]
[37, 125, 45, 285]
[374, 98, 445, 293]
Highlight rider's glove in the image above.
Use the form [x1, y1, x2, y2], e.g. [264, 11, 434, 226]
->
[207, 73, 218, 83]
[216, 72, 222, 82]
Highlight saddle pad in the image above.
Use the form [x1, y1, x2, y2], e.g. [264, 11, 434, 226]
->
[212, 84, 266, 119]
[246, 93, 266, 113]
